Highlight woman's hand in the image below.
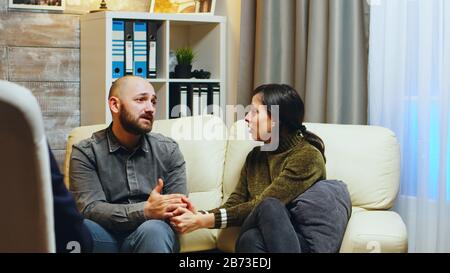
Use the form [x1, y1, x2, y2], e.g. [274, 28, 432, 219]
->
[169, 207, 214, 234]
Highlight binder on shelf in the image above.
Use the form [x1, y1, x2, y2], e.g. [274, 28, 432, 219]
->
[124, 21, 134, 75]
[112, 20, 125, 80]
[168, 82, 221, 119]
[192, 84, 201, 116]
[211, 83, 220, 116]
[147, 22, 159, 78]
[133, 21, 147, 78]
[169, 83, 192, 119]
[180, 84, 189, 117]
[200, 84, 208, 116]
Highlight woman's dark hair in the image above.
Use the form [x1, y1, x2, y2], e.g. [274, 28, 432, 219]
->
[253, 84, 326, 162]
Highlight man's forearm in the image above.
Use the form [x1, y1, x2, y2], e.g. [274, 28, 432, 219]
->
[84, 201, 147, 233]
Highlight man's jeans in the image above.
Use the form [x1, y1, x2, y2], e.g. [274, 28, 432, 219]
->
[84, 219, 180, 253]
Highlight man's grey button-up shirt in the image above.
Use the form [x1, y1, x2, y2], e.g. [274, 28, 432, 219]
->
[69, 125, 187, 233]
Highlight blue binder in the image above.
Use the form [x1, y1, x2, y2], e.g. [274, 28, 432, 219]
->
[133, 21, 147, 78]
[112, 20, 125, 79]
[125, 21, 134, 75]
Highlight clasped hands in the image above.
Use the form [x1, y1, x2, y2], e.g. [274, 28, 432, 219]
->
[144, 178, 212, 234]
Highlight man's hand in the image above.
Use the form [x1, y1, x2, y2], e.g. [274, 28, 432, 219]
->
[144, 178, 187, 220]
[181, 195, 196, 213]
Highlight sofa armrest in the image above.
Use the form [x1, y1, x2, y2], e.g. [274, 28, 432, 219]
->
[340, 210, 407, 253]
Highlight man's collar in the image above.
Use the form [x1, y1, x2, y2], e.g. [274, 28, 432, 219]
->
[139, 135, 149, 153]
[106, 124, 149, 153]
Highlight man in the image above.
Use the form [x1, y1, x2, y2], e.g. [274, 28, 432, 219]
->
[70, 76, 190, 253]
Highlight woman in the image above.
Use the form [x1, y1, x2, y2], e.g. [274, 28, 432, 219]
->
[170, 84, 326, 253]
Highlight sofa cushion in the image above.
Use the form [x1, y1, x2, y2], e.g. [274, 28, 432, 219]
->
[222, 120, 261, 202]
[153, 115, 226, 196]
[178, 191, 220, 252]
[287, 179, 352, 253]
[153, 115, 227, 252]
[304, 123, 400, 210]
[339, 209, 407, 253]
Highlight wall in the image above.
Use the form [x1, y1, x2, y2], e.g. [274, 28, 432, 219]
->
[215, 0, 241, 108]
[65, 0, 149, 14]
[0, 10, 80, 172]
[0, 0, 239, 173]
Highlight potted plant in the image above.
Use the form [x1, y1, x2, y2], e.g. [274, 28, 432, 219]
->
[174, 47, 195, 78]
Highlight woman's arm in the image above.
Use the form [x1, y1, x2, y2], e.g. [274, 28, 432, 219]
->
[210, 151, 326, 229]
[168, 161, 250, 234]
[169, 169, 250, 233]
[169, 208, 215, 234]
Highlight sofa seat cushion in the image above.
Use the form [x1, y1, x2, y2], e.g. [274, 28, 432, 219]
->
[179, 191, 221, 252]
[339, 210, 407, 253]
[179, 229, 218, 253]
[288, 179, 352, 253]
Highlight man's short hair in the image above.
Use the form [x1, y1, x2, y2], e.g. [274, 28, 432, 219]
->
[108, 76, 149, 99]
[108, 79, 120, 99]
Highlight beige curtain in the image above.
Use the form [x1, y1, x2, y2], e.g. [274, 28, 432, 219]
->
[238, 0, 368, 124]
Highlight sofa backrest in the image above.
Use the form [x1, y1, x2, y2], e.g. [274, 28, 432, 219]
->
[303, 122, 400, 210]
[223, 120, 401, 210]
[222, 120, 261, 203]
[152, 115, 226, 210]
[64, 116, 401, 212]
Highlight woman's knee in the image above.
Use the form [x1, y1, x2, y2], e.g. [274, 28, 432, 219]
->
[256, 198, 285, 213]
[236, 228, 265, 253]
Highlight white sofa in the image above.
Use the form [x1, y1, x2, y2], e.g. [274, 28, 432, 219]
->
[64, 115, 408, 253]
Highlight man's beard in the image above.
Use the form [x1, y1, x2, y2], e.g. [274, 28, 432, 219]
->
[119, 106, 153, 135]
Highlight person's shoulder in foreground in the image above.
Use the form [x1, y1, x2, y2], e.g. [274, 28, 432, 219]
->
[49, 145, 92, 253]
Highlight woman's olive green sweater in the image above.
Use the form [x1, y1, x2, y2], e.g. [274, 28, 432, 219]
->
[209, 132, 326, 229]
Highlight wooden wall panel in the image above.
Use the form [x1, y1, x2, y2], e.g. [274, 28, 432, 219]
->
[44, 113, 80, 150]
[0, 13, 79, 48]
[17, 82, 80, 115]
[8, 47, 79, 82]
[0, 4, 138, 172]
[1, 8, 80, 173]
[14, 82, 80, 152]
[0, 1, 7, 12]
[0, 47, 7, 80]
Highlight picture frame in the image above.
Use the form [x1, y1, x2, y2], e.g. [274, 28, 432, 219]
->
[8, 0, 65, 11]
[150, 0, 216, 15]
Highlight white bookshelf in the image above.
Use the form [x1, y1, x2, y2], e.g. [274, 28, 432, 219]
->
[80, 11, 227, 125]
